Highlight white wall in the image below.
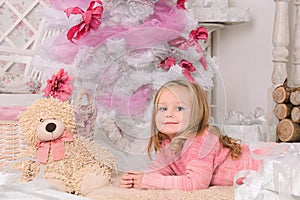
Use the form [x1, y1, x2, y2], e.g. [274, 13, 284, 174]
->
[212, 0, 277, 124]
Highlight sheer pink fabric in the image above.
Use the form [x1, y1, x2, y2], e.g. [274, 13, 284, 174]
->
[49, 0, 90, 10]
[99, 84, 152, 116]
[47, 1, 187, 64]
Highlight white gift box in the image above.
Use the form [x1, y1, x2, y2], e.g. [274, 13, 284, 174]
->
[221, 124, 277, 144]
[234, 143, 300, 200]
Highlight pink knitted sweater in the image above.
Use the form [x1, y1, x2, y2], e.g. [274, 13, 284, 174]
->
[141, 130, 262, 191]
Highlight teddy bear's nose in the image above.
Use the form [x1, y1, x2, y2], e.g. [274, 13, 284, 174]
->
[46, 123, 56, 132]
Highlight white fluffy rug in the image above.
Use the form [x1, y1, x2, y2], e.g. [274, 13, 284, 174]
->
[0, 172, 233, 199]
[86, 175, 234, 200]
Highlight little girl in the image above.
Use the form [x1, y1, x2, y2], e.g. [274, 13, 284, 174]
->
[119, 79, 262, 191]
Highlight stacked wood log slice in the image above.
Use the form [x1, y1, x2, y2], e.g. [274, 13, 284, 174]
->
[273, 80, 300, 142]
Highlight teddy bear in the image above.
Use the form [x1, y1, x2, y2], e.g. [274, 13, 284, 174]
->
[13, 97, 117, 196]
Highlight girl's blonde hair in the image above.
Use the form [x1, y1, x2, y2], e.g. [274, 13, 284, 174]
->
[147, 79, 242, 160]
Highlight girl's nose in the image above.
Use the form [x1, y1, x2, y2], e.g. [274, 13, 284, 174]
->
[166, 111, 174, 118]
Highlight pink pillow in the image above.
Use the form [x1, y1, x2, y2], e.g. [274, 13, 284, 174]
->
[0, 106, 26, 121]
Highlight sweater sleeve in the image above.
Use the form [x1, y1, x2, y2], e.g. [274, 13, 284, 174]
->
[141, 133, 219, 191]
[142, 159, 214, 191]
[145, 149, 175, 175]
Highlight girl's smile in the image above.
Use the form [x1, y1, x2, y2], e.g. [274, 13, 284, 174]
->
[164, 122, 178, 124]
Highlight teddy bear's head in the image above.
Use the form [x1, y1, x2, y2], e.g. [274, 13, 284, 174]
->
[19, 97, 76, 146]
[37, 118, 65, 141]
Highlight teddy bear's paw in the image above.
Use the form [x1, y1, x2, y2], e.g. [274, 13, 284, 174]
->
[80, 173, 109, 196]
[46, 178, 68, 193]
[12, 160, 40, 182]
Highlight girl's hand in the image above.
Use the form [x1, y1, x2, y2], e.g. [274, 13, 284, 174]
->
[119, 173, 134, 188]
[128, 171, 144, 189]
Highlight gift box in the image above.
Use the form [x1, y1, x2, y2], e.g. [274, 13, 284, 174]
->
[221, 107, 277, 144]
[221, 124, 277, 144]
[234, 143, 300, 200]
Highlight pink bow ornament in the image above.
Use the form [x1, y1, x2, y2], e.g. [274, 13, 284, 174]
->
[64, 0, 103, 42]
[168, 27, 208, 70]
[176, 0, 188, 10]
[158, 57, 176, 70]
[158, 57, 196, 83]
[179, 59, 196, 82]
[35, 130, 73, 164]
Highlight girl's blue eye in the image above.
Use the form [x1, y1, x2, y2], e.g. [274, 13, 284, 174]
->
[177, 106, 184, 111]
[159, 107, 167, 111]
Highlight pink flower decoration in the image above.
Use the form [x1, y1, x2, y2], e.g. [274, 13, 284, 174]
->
[42, 69, 74, 101]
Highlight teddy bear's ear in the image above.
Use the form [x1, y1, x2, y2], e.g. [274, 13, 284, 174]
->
[18, 98, 56, 135]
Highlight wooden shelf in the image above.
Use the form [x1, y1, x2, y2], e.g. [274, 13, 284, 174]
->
[0, 94, 42, 106]
[192, 7, 250, 25]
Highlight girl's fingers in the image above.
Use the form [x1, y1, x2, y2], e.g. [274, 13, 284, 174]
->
[128, 170, 142, 175]
[119, 174, 134, 188]
[122, 174, 134, 180]
[119, 183, 132, 188]
[119, 179, 133, 188]
[120, 179, 132, 185]
[131, 173, 144, 189]
[119, 171, 144, 189]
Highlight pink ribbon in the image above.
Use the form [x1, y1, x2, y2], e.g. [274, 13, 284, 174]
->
[176, 0, 188, 10]
[179, 59, 196, 82]
[158, 57, 175, 70]
[168, 27, 208, 70]
[35, 130, 73, 164]
[64, 0, 103, 42]
[158, 57, 196, 82]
